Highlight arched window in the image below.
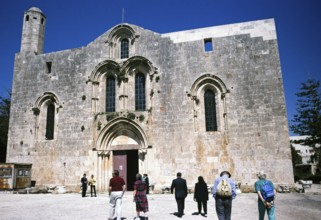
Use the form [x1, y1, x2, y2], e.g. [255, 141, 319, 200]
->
[106, 76, 116, 112]
[120, 39, 129, 59]
[45, 103, 55, 140]
[135, 73, 146, 110]
[204, 90, 217, 131]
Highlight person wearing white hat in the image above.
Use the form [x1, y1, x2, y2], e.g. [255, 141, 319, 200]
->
[212, 171, 237, 220]
[255, 171, 276, 220]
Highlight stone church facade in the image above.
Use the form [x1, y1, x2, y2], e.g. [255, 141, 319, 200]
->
[7, 7, 293, 192]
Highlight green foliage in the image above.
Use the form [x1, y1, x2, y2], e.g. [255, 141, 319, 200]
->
[290, 144, 302, 175]
[0, 93, 11, 162]
[290, 78, 321, 143]
[106, 112, 118, 121]
[291, 144, 302, 165]
[290, 78, 321, 174]
[139, 114, 145, 122]
[127, 112, 136, 120]
[32, 107, 40, 115]
[315, 148, 321, 175]
[97, 121, 102, 130]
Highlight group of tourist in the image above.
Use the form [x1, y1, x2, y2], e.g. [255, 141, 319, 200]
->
[108, 170, 149, 220]
[170, 170, 276, 220]
[81, 170, 276, 220]
[80, 173, 97, 197]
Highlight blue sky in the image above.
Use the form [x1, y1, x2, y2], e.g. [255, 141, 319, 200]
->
[1, 0, 320, 135]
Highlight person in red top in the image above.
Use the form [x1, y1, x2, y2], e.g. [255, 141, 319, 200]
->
[108, 170, 126, 220]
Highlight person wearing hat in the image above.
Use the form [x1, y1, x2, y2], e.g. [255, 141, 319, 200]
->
[255, 171, 276, 220]
[212, 171, 236, 220]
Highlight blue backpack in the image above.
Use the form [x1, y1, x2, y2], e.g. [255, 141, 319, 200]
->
[261, 181, 274, 202]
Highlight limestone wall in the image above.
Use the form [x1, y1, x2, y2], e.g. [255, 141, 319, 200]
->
[7, 18, 293, 191]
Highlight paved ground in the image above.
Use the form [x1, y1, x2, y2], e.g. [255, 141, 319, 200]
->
[1, 188, 321, 220]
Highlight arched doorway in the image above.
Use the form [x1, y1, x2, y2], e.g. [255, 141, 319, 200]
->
[94, 117, 149, 191]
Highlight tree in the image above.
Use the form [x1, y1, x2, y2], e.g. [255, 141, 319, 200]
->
[0, 93, 11, 163]
[290, 144, 302, 165]
[290, 78, 321, 175]
[290, 143, 302, 178]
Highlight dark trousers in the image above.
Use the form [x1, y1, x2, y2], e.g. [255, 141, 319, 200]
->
[90, 185, 96, 197]
[215, 197, 232, 220]
[81, 186, 87, 197]
[197, 200, 207, 214]
[176, 197, 185, 216]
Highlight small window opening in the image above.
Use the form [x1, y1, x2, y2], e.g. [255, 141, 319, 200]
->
[45, 103, 55, 140]
[41, 18, 44, 24]
[46, 62, 52, 73]
[204, 89, 217, 131]
[120, 39, 129, 59]
[33, 17, 37, 20]
[204, 39, 213, 52]
[135, 73, 146, 110]
[25, 15, 29, 21]
[106, 76, 116, 112]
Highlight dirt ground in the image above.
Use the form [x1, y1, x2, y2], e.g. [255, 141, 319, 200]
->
[1, 188, 321, 220]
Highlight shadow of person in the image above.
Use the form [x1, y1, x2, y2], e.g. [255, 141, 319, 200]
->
[170, 212, 182, 218]
[132, 216, 149, 220]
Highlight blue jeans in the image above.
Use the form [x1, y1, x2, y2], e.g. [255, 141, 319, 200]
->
[215, 197, 232, 220]
[258, 200, 275, 220]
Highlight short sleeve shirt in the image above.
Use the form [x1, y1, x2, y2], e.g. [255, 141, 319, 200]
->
[255, 179, 275, 200]
[109, 176, 125, 191]
[255, 179, 275, 192]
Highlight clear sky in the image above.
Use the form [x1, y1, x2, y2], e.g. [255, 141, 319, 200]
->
[0, 0, 320, 135]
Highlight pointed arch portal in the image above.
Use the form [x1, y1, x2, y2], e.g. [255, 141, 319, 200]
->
[94, 117, 148, 191]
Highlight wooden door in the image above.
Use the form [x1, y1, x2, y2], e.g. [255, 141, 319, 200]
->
[113, 151, 127, 185]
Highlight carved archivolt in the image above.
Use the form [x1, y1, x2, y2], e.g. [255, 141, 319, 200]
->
[120, 56, 158, 78]
[106, 24, 139, 59]
[89, 56, 157, 113]
[190, 74, 229, 97]
[34, 92, 60, 109]
[106, 24, 136, 45]
[90, 60, 120, 82]
[89, 56, 157, 82]
[95, 117, 148, 150]
[33, 92, 61, 141]
[190, 74, 229, 131]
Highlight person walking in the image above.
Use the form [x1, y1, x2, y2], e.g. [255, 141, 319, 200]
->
[143, 173, 150, 194]
[212, 171, 237, 220]
[255, 171, 276, 220]
[133, 173, 149, 220]
[171, 172, 188, 218]
[80, 173, 88, 197]
[194, 176, 209, 216]
[108, 170, 126, 220]
[89, 174, 97, 197]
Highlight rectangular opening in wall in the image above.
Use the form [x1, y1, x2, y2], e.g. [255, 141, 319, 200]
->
[204, 38, 213, 52]
[46, 62, 52, 73]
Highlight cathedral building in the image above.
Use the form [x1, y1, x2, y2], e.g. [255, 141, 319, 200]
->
[6, 7, 293, 192]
